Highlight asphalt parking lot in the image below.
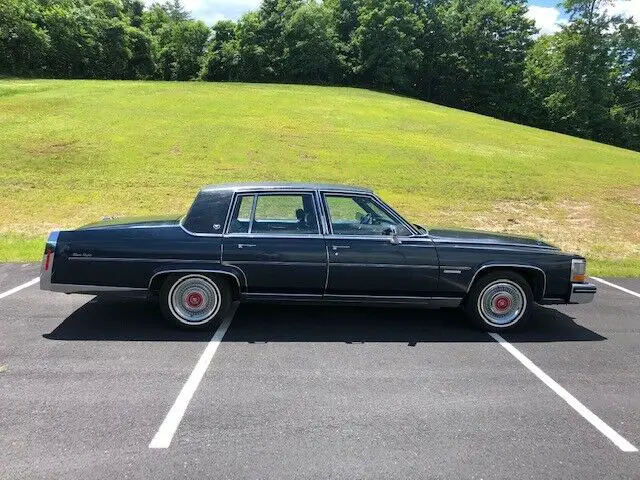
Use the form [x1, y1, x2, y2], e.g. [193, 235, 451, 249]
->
[1, 263, 639, 479]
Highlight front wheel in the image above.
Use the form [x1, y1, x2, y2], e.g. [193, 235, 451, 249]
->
[465, 271, 533, 331]
[159, 273, 231, 330]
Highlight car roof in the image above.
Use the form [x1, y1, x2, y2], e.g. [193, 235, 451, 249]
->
[200, 182, 373, 194]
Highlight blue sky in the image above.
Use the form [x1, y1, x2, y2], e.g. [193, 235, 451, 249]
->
[141, 0, 639, 35]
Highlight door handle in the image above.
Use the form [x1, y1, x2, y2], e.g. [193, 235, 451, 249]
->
[238, 243, 256, 249]
[332, 245, 350, 250]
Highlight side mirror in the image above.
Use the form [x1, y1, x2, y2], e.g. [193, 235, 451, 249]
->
[388, 225, 401, 244]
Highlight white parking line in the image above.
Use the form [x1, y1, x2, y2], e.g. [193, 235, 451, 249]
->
[489, 332, 638, 452]
[0, 277, 40, 299]
[149, 303, 238, 449]
[591, 277, 640, 299]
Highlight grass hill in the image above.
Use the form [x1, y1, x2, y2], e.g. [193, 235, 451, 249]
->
[1, 79, 638, 275]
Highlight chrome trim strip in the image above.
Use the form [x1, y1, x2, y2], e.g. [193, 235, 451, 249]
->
[227, 261, 325, 267]
[439, 241, 558, 251]
[148, 269, 242, 291]
[324, 294, 459, 300]
[47, 284, 147, 294]
[329, 263, 439, 269]
[442, 269, 462, 274]
[68, 257, 221, 263]
[440, 266, 471, 271]
[244, 292, 323, 297]
[466, 264, 547, 296]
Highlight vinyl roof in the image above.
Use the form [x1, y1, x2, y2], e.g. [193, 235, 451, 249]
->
[200, 182, 373, 193]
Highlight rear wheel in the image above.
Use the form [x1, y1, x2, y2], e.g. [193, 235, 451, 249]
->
[159, 273, 231, 330]
[465, 270, 533, 331]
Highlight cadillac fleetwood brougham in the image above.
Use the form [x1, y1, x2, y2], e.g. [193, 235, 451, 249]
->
[40, 183, 596, 331]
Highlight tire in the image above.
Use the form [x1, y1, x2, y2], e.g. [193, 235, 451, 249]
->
[465, 270, 533, 332]
[159, 273, 231, 330]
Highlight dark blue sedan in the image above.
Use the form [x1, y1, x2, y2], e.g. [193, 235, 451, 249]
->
[40, 182, 596, 331]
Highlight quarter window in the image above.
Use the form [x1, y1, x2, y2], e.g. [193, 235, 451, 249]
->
[325, 195, 411, 236]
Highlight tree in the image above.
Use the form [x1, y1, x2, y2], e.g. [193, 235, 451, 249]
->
[352, 0, 423, 93]
[283, 2, 339, 83]
[524, 0, 619, 143]
[0, 0, 49, 76]
[200, 19, 240, 81]
[431, 0, 536, 119]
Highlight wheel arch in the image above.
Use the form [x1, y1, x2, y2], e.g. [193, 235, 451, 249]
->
[467, 264, 546, 302]
[148, 268, 242, 300]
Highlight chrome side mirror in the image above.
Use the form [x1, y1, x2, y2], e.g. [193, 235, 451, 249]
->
[389, 225, 401, 244]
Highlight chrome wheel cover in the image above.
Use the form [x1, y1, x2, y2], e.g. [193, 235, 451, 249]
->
[477, 280, 526, 327]
[168, 275, 221, 325]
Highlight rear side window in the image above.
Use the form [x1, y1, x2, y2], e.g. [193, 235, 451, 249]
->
[227, 195, 254, 234]
[227, 193, 319, 234]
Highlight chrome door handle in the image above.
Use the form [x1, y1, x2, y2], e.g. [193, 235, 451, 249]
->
[238, 243, 256, 249]
[332, 245, 350, 250]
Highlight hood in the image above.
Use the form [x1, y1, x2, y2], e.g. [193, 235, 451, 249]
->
[428, 228, 558, 249]
[78, 214, 182, 230]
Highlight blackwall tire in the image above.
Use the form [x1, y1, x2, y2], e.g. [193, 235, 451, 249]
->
[465, 270, 533, 332]
[159, 273, 231, 330]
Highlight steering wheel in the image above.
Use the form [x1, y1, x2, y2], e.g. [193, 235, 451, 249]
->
[359, 213, 374, 225]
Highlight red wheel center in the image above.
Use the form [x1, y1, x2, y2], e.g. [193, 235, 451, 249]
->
[187, 292, 204, 308]
[494, 296, 511, 311]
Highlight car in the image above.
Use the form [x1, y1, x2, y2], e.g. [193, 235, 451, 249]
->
[40, 182, 596, 331]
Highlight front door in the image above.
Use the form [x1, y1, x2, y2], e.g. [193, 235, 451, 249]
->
[222, 191, 327, 295]
[322, 193, 439, 298]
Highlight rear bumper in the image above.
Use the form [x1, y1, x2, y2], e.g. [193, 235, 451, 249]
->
[569, 282, 597, 304]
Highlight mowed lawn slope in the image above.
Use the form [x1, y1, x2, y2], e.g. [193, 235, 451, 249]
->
[1, 79, 639, 275]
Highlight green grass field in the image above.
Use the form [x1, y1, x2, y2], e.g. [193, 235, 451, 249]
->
[1, 79, 639, 275]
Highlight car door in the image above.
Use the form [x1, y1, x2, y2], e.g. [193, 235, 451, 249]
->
[222, 191, 327, 296]
[322, 193, 439, 298]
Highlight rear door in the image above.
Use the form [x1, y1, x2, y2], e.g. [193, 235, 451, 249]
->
[222, 191, 327, 296]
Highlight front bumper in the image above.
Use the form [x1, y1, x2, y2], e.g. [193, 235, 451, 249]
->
[569, 282, 597, 304]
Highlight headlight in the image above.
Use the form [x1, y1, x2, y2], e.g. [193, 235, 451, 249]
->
[571, 258, 586, 283]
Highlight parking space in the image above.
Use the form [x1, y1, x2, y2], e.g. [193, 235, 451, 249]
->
[1, 265, 639, 479]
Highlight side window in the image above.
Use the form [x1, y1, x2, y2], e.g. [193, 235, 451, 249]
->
[227, 195, 254, 234]
[325, 195, 411, 236]
[252, 194, 318, 234]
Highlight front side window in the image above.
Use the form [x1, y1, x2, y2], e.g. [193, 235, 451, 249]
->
[325, 195, 411, 236]
[227, 193, 319, 234]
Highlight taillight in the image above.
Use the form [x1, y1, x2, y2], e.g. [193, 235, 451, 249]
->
[44, 247, 53, 271]
[571, 258, 586, 283]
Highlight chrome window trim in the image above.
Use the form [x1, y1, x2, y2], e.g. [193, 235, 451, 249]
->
[225, 233, 324, 239]
[466, 264, 547, 296]
[148, 269, 242, 291]
[320, 192, 418, 237]
[224, 190, 321, 236]
[179, 216, 223, 237]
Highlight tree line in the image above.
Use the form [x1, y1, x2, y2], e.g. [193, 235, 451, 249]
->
[1, 0, 639, 150]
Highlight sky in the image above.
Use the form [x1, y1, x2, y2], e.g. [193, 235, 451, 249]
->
[141, 0, 640, 35]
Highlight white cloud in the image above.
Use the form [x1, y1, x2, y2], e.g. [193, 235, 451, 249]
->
[607, 0, 640, 20]
[526, 5, 566, 35]
[141, 0, 261, 24]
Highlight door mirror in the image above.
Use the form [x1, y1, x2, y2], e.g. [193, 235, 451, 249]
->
[388, 225, 401, 244]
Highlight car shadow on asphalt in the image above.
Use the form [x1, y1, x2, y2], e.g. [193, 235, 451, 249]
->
[43, 295, 606, 343]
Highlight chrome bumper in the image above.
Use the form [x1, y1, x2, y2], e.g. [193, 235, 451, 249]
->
[569, 282, 596, 304]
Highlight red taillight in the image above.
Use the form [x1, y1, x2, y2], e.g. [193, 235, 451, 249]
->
[44, 250, 52, 271]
